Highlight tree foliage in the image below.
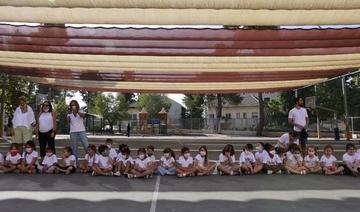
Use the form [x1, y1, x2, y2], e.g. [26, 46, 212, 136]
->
[137, 94, 171, 118]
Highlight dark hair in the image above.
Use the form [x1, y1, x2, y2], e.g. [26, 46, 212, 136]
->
[9, 143, 19, 150]
[295, 97, 303, 104]
[289, 131, 299, 138]
[324, 144, 334, 151]
[119, 144, 128, 152]
[147, 145, 155, 151]
[181, 146, 190, 155]
[199, 145, 208, 164]
[45, 147, 54, 152]
[163, 147, 175, 158]
[25, 140, 36, 151]
[276, 147, 285, 155]
[98, 144, 109, 154]
[18, 96, 27, 103]
[257, 142, 265, 148]
[288, 143, 298, 153]
[243, 143, 253, 151]
[222, 144, 235, 156]
[41, 100, 53, 113]
[69, 100, 80, 111]
[64, 146, 73, 155]
[307, 145, 318, 155]
[264, 143, 273, 152]
[121, 146, 131, 155]
[293, 146, 301, 153]
[88, 144, 96, 152]
[137, 148, 146, 155]
[105, 138, 113, 144]
[346, 143, 356, 151]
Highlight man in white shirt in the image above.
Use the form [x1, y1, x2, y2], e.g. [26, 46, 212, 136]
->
[11, 96, 35, 144]
[288, 97, 309, 154]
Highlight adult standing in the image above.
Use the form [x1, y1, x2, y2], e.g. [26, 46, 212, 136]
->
[127, 122, 131, 137]
[11, 96, 35, 144]
[67, 100, 88, 163]
[288, 97, 309, 154]
[37, 100, 57, 158]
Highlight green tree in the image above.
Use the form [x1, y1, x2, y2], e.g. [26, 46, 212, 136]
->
[137, 94, 171, 118]
[183, 94, 204, 118]
[54, 96, 68, 134]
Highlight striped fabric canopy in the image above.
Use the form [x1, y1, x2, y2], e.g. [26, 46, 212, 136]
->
[0, 24, 358, 93]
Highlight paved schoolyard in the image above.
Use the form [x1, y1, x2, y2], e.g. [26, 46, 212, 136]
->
[0, 173, 360, 212]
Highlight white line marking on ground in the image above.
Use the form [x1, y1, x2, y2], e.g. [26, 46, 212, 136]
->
[150, 176, 161, 212]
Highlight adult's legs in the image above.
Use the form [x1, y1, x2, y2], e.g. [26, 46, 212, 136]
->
[78, 131, 89, 154]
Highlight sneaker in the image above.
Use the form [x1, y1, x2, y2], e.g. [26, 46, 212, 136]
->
[106, 172, 113, 176]
[92, 171, 96, 176]
[267, 170, 273, 175]
[277, 170, 282, 175]
[177, 173, 184, 178]
[230, 171, 234, 176]
[127, 174, 134, 179]
[113, 171, 122, 177]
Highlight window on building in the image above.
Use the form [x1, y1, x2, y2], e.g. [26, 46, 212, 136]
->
[236, 113, 241, 119]
[225, 113, 231, 119]
[252, 112, 259, 119]
[131, 113, 137, 120]
[243, 113, 247, 119]
[264, 97, 270, 102]
[209, 114, 215, 119]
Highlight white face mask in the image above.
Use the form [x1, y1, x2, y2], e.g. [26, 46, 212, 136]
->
[26, 148, 32, 153]
[106, 144, 112, 148]
[200, 151, 206, 156]
[139, 154, 145, 160]
[46, 152, 52, 157]
[184, 153, 191, 159]
[269, 150, 276, 155]
[122, 154, 127, 159]
[164, 153, 170, 158]
[43, 108, 49, 112]
[244, 150, 250, 154]
[308, 151, 315, 156]
[256, 146, 263, 151]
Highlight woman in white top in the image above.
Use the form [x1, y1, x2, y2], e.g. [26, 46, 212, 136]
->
[67, 100, 88, 163]
[37, 100, 57, 158]
[11, 96, 36, 144]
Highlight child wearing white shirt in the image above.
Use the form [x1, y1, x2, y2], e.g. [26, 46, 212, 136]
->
[38, 147, 58, 173]
[195, 146, 215, 176]
[285, 145, 307, 175]
[254, 142, 268, 174]
[320, 144, 344, 176]
[19, 140, 38, 174]
[80, 144, 97, 173]
[176, 146, 195, 178]
[128, 148, 154, 179]
[0, 143, 21, 173]
[218, 144, 240, 176]
[240, 144, 256, 175]
[55, 146, 76, 175]
[263, 143, 285, 175]
[146, 145, 157, 173]
[341, 143, 360, 177]
[157, 148, 176, 176]
[304, 145, 322, 174]
[92, 145, 113, 176]
[114, 145, 134, 176]
[105, 138, 118, 161]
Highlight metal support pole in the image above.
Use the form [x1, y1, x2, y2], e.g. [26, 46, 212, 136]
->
[0, 73, 6, 138]
[342, 77, 351, 140]
[315, 85, 320, 139]
[295, 89, 298, 98]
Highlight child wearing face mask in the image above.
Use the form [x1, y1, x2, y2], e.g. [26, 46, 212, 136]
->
[240, 144, 256, 175]
[146, 145, 157, 174]
[195, 145, 215, 176]
[341, 143, 360, 177]
[285, 145, 307, 175]
[254, 142, 268, 174]
[157, 148, 176, 176]
[92, 145, 113, 176]
[55, 146, 76, 175]
[320, 144, 344, 176]
[263, 143, 284, 175]
[128, 148, 154, 179]
[105, 139, 118, 160]
[80, 144, 98, 173]
[38, 147, 58, 174]
[218, 144, 240, 176]
[0, 143, 21, 173]
[304, 145, 322, 174]
[19, 140, 39, 174]
[114, 145, 134, 176]
[176, 146, 195, 178]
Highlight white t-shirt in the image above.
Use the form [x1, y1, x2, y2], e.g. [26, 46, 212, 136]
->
[160, 156, 175, 167]
[134, 157, 151, 170]
[95, 155, 112, 169]
[218, 153, 236, 163]
[63, 155, 76, 168]
[195, 154, 206, 167]
[277, 133, 299, 148]
[356, 149, 360, 158]
[22, 151, 38, 165]
[255, 151, 269, 164]
[109, 148, 118, 159]
[320, 155, 337, 167]
[288, 107, 308, 132]
[12, 106, 35, 128]
[67, 111, 86, 133]
[85, 153, 97, 166]
[288, 154, 303, 169]
[304, 155, 319, 168]
[117, 154, 134, 164]
[38, 112, 54, 133]
[0, 153, 3, 164]
[147, 155, 156, 163]
[343, 153, 359, 168]
[286, 151, 293, 160]
[5, 153, 21, 165]
[264, 154, 283, 165]
[239, 152, 256, 165]
[41, 154, 58, 166]
[178, 155, 194, 168]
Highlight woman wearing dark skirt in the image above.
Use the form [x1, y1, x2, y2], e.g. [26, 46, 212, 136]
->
[37, 100, 57, 158]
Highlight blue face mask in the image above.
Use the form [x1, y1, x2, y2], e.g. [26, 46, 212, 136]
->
[102, 151, 110, 157]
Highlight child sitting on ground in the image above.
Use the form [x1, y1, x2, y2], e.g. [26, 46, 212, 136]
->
[176, 146, 195, 178]
[240, 144, 256, 175]
[55, 146, 76, 175]
[157, 148, 176, 176]
[92, 144, 114, 176]
[285, 145, 307, 175]
[38, 147, 58, 174]
[320, 144, 344, 176]
[304, 145, 322, 174]
[218, 144, 240, 176]
[128, 148, 154, 179]
[195, 145, 215, 176]
[80, 144, 97, 173]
